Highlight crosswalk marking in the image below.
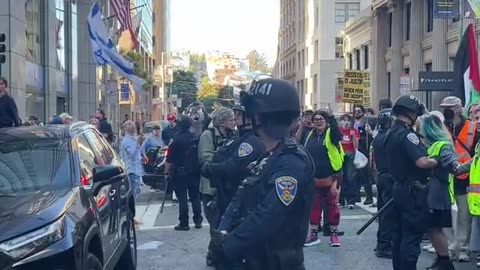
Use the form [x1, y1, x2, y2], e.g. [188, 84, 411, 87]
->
[137, 204, 162, 231]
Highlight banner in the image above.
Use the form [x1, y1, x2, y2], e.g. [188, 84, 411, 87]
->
[343, 70, 368, 105]
[434, 0, 460, 19]
[362, 73, 371, 107]
[335, 72, 344, 103]
[400, 74, 411, 95]
[120, 83, 130, 101]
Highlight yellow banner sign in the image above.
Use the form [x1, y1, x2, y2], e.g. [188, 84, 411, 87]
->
[343, 70, 365, 104]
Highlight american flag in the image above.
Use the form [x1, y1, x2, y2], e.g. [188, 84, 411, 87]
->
[110, 0, 132, 32]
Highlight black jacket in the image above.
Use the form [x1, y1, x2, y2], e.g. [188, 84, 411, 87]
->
[0, 94, 20, 128]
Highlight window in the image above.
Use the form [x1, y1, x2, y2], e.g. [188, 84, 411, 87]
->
[364, 45, 369, 69]
[387, 72, 391, 99]
[427, 0, 434, 32]
[335, 2, 360, 23]
[314, 40, 319, 61]
[315, 5, 319, 29]
[84, 130, 112, 164]
[0, 139, 71, 194]
[152, 35, 156, 48]
[25, 0, 42, 63]
[55, 0, 66, 70]
[406, 2, 411, 41]
[313, 74, 318, 109]
[305, 48, 309, 65]
[355, 49, 361, 70]
[298, 51, 301, 68]
[348, 53, 353, 69]
[448, 57, 455, 71]
[404, 68, 410, 74]
[335, 37, 344, 58]
[425, 63, 432, 71]
[302, 50, 305, 66]
[76, 135, 97, 185]
[388, 12, 393, 47]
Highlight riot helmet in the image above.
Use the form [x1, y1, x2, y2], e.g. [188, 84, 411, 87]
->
[392, 95, 426, 125]
[241, 78, 300, 139]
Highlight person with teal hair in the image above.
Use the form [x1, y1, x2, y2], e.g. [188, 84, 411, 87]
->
[418, 112, 459, 270]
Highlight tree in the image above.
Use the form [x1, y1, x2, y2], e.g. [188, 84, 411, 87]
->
[197, 76, 219, 100]
[166, 70, 198, 110]
[188, 53, 207, 76]
[246, 50, 273, 73]
[123, 51, 152, 91]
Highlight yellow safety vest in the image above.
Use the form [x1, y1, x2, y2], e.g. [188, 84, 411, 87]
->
[427, 141, 455, 204]
[305, 128, 345, 171]
[468, 141, 480, 216]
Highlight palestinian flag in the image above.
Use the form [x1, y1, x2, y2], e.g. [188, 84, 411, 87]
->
[454, 24, 480, 107]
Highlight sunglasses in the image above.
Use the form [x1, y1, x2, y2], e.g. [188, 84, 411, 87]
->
[312, 117, 325, 122]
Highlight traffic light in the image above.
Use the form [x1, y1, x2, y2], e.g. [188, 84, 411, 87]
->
[0, 33, 6, 64]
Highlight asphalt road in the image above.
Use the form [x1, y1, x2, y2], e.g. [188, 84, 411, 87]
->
[133, 187, 478, 270]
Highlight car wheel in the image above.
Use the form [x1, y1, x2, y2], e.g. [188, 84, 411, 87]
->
[115, 216, 137, 270]
[86, 253, 103, 270]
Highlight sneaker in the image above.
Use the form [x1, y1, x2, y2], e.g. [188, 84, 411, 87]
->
[476, 261, 480, 268]
[476, 253, 480, 260]
[423, 244, 433, 251]
[330, 231, 341, 247]
[427, 246, 436, 254]
[458, 251, 471, 262]
[348, 204, 355, 209]
[194, 223, 203, 229]
[149, 187, 161, 192]
[304, 231, 321, 247]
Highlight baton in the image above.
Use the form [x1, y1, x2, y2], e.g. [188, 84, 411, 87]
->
[356, 198, 393, 235]
[160, 179, 169, 214]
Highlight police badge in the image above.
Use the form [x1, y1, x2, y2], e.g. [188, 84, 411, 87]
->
[275, 176, 298, 206]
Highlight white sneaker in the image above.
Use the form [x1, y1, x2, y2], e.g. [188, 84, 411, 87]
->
[427, 246, 436, 253]
[423, 244, 433, 251]
[476, 261, 480, 268]
[458, 251, 471, 262]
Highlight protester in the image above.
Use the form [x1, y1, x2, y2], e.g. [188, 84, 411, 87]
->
[59, 113, 73, 124]
[304, 110, 343, 248]
[295, 109, 314, 143]
[27, 116, 38, 126]
[162, 114, 179, 145]
[0, 77, 20, 129]
[96, 109, 114, 143]
[89, 118, 100, 130]
[338, 113, 359, 209]
[141, 125, 165, 157]
[353, 104, 374, 205]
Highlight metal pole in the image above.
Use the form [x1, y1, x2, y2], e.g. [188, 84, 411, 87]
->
[103, 4, 146, 21]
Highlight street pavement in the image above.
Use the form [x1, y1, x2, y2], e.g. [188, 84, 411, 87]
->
[134, 187, 478, 270]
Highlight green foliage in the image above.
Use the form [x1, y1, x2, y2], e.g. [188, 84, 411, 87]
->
[246, 50, 272, 73]
[188, 53, 207, 75]
[123, 51, 152, 91]
[197, 77, 234, 111]
[166, 70, 198, 110]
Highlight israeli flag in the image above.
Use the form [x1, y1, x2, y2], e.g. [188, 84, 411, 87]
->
[87, 3, 145, 92]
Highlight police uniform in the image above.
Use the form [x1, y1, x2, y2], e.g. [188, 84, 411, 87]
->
[372, 109, 394, 258]
[214, 78, 315, 270]
[385, 96, 432, 270]
[202, 129, 265, 215]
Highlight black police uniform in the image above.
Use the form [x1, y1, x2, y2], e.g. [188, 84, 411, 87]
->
[372, 127, 394, 257]
[219, 137, 314, 270]
[385, 119, 431, 270]
[202, 129, 265, 215]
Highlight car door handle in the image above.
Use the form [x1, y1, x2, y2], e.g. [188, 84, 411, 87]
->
[109, 190, 116, 197]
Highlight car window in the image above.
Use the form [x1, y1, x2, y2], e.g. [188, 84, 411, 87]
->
[0, 138, 71, 195]
[76, 135, 98, 185]
[84, 130, 112, 164]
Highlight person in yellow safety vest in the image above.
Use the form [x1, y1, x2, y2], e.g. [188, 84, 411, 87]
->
[417, 112, 460, 270]
[303, 110, 344, 248]
[439, 96, 479, 262]
[457, 104, 480, 267]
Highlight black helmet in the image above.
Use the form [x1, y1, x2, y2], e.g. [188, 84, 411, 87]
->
[392, 95, 425, 117]
[241, 78, 300, 116]
[232, 104, 245, 112]
[377, 108, 393, 127]
[176, 115, 192, 131]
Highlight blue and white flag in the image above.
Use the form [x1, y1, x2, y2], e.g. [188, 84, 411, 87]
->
[87, 3, 145, 91]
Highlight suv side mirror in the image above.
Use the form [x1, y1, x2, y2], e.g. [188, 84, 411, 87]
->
[92, 165, 124, 195]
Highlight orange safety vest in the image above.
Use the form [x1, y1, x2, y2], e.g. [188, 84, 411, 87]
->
[455, 120, 476, 180]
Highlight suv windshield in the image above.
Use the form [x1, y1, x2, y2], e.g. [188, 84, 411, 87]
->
[0, 138, 71, 195]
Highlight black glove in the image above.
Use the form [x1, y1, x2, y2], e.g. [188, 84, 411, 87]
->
[201, 162, 212, 178]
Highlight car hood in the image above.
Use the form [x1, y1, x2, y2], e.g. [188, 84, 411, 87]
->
[0, 189, 74, 243]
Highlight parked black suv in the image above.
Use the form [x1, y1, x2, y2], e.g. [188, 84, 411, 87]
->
[0, 122, 137, 270]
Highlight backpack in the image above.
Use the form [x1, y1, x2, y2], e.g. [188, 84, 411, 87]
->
[184, 128, 219, 175]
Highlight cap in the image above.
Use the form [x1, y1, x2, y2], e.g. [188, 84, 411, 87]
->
[167, 114, 176, 121]
[153, 125, 161, 130]
[59, 113, 73, 120]
[439, 96, 462, 107]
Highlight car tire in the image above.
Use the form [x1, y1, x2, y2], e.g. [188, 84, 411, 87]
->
[86, 253, 103, 270]
[115, 216, 137, 270]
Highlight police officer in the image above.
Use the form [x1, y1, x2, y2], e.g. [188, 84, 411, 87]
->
[372, 108, 395, 259]
[385, 95, 438, 270]
[201, 104, 265, 216]
[212, 78, 315, 270]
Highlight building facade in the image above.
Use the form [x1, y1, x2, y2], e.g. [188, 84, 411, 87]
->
[278, 0, 297, 84]
[296, 0, 370, 112]
[0, 0, 97, 122]
[370, 0, 472, 109]
[152, 0, 171, 120]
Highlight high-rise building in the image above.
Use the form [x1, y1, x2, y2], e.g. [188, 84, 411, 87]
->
[278, 0, 297, 85]
[0, 0, 98, 122]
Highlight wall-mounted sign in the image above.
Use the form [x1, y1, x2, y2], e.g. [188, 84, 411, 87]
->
[418, 71, 455, 91]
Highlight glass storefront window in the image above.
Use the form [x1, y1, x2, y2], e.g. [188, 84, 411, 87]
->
[26, 93, 45, 122]
[25, 0, 41, 63]
[72, 3, 78, 78]
[55, 0, 65, 71]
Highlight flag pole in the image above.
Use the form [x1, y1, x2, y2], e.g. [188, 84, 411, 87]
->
[103, 4, 146, 21]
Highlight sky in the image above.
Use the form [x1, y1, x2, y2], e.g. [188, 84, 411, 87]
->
[170, 0, 280, 65]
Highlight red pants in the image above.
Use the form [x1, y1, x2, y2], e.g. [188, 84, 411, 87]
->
[310, 187, 340, 226]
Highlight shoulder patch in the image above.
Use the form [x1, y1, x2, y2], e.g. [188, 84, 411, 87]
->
[238, 142, 254, 157]
[275, 176, 298, 206]
[407, 133, 420, 145]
